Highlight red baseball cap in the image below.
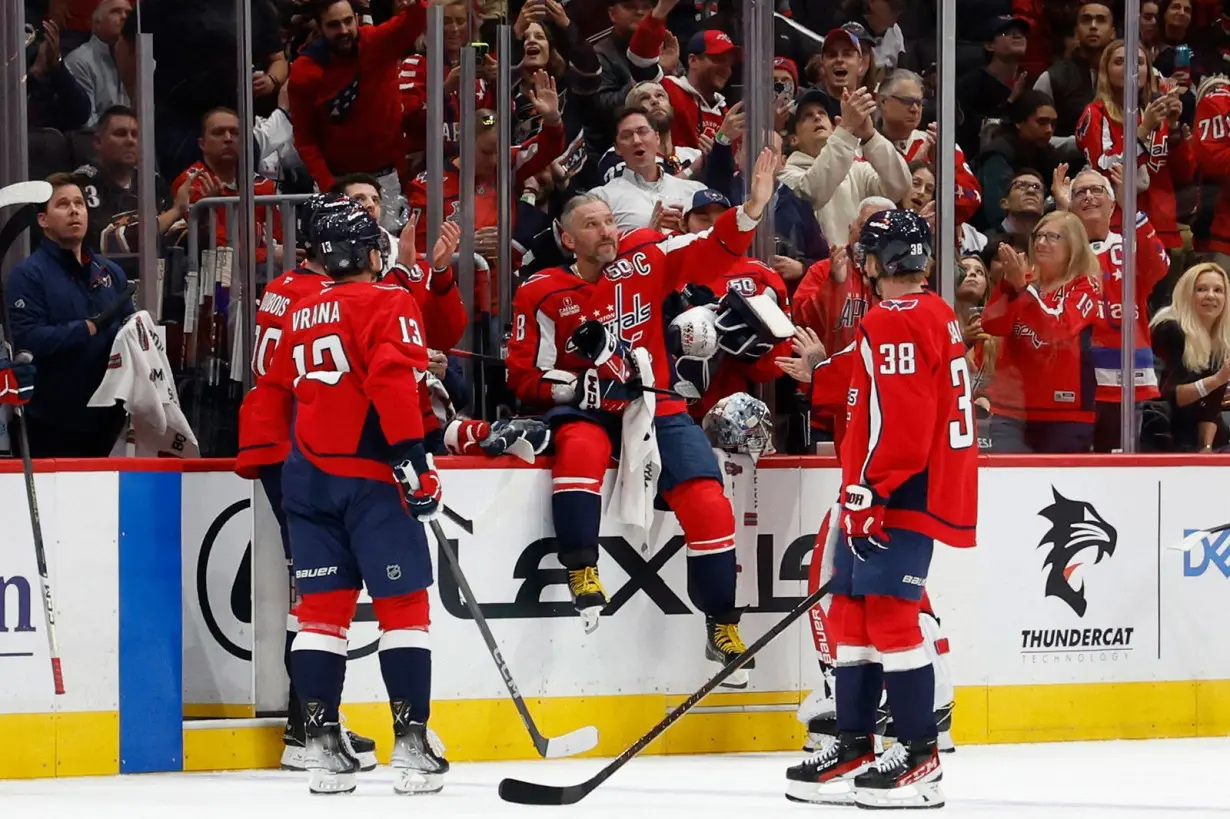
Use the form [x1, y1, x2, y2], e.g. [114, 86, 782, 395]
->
[688, 29, 739, 58]
[823, 26, 863, 55]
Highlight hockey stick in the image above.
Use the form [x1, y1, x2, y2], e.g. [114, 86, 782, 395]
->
[1168, 522, 1230, 553]
[498, 578, 833, 805]
[428, 519, 598, 758]
[0, 189, 65, 695]
[447, 348, 689, 400]
[805, 505, 839, 670]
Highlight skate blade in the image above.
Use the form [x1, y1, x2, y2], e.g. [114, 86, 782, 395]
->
[308, 770, 357, 795]
[578, 607, 602, 635]
[284, 747, 377, 773]
[784, 778, 856, 805]
[393, 769, 444, 795]
[853, 781, 945, 810]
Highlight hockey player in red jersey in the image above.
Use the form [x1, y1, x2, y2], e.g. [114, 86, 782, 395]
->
[785, 210, 977, 810]
[256, 205, 448, 796]
[1195, 75, 1230, 261]
[505, 148, 778, 683]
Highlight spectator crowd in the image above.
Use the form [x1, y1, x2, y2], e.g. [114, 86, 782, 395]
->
[17, 0, 1230, 455]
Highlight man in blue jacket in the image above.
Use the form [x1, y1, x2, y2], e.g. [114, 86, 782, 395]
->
[7, 173, 134, 457]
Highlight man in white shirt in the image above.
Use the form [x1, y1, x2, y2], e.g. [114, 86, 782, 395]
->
[65, 0, 133, 127]
[593, 106, 707, 232]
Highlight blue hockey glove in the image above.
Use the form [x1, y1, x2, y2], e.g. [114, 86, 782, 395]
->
[392, 441, 442, 521]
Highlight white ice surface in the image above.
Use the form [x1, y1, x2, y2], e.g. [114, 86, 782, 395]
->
[1, 738, 1227, 818]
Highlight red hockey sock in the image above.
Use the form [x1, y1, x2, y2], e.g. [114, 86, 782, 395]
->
[666, 478, 737, 617]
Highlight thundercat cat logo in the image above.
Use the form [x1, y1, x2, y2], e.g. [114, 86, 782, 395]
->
[1036, 487, 1118, 617]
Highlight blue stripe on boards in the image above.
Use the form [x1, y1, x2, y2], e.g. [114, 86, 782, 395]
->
[118, 471, 183, 773]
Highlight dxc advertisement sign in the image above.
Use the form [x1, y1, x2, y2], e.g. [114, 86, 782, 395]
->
[1182, 529, 1230, 578]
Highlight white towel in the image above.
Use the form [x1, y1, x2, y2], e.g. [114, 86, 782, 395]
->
[609, 348, 661, 540]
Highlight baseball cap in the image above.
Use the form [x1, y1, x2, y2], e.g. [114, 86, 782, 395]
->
[822, 22, 867, 55]
[686, 188, 732, 215]
[987, 15, 1031, 38]
[687, 29, 739, 58]
[788, 88, 839, 131]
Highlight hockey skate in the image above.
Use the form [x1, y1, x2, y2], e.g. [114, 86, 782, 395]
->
[798, 683, 837, 752]
[567, 566, 607, 634]
[878, 701, 956, 754]
[390, 700, 449, 795]
[853, 737, 945, 810]
[784, 731, 876, 805]
[705, 618, 755, 688]
[301, 701, 361, 795]
[282, 709, 378, 772]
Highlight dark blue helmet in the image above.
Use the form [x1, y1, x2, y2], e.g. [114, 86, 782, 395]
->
[311, 202, 388, 277]
[297, 193, 351, 254]
[856, 209, 933, 277]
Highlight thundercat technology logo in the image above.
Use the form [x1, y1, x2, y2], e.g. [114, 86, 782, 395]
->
[1036, 487, 1118, 617]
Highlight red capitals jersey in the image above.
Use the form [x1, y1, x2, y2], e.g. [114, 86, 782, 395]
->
[980, 276, 1101, 423]
[260, 282, 430, 484]
[236, 266, 331, 478]
[1195, 83, 1230, 255]
[171, 163, 280, 261]
[899, 131, 982, 225]
[507, 207, 758, 416]
[842, 291, 977, 548]
[287, 6, 425, 190]
[383, 262, 468, 351]
[687, 258, 791, 420]
[1089, 213, 1169, 403]
[399, 54, 495, 161]
[1076, 100, 1190, 248]
[792, 253, 872, 359]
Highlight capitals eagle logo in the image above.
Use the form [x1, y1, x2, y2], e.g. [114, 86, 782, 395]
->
[1036, 487, 1118, 617]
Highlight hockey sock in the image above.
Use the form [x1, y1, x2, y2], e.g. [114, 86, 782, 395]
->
[378, 630, 432, 723]
[285, 628, 302, 726]
[686, 551, 737, 616]
[882, 662, 937, 741]
[552, 489, 602, 569]
[834, 661, 883, 734]
[290, 631, 347, 723]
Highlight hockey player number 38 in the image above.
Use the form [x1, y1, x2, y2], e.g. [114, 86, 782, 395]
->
[877, 342, 974, 450]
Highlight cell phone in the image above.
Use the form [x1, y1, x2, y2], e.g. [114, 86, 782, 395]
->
[472, 41, 490, 59]
[1175, 45, 1192, 69]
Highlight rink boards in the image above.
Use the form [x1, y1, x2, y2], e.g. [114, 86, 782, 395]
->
[1, 455, 1230, 778]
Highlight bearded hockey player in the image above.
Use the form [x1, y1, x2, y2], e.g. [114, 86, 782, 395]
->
[784, 210, 977, 810]
[254, 205, 447, 796]
[505, 148, 778, 683]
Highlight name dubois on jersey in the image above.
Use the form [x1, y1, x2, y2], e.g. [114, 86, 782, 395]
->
[260, 291, 292, 317]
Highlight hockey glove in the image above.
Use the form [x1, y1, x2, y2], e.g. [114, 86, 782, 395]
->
[392, 442, 442, 521]
[0, 355, 35, 406]
[840, 484, 890, 561]
[480, 417, 551, 457]
[443, 419, 491, 455]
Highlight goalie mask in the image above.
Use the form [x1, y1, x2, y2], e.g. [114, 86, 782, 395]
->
[703, 392, 774, 461]
[714, 287, 795, 360]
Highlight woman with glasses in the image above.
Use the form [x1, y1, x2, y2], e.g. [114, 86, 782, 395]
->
[1076, 39, 1193, 250]
[979, 211, 1103, 453]
[1150, 262, 1230, 451]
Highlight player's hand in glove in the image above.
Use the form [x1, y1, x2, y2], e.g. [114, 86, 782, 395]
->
[480, 417, 551, 456]
[840, 484, 890, 560]
[392, 441, 442, 521]
[0, 354, 35, 406]
[555, 320, 644, 413]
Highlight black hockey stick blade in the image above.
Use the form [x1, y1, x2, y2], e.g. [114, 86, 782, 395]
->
[497, 578, 832, 805]
[428, 519, 599, 758]
[0, 204, 39, 261]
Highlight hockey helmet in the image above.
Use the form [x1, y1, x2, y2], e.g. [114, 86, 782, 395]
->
[856, 209, 933, 277]
[702, 392, 774, 460]
[297, 193, 352, 255]
[310, 202, 389, 277]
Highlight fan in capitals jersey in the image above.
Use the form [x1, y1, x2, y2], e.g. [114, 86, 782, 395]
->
[1194, 76, 1230, 257]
